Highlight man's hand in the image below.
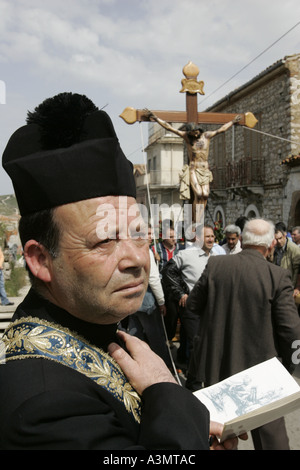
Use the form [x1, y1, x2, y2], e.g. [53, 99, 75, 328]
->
[233, 114, 242, 124]
[179, 294, 188, 307]
[159, 304, 167, 316]
[209, 421, 248, 450]
[143, 108, 156, 120]
[108, 330, 177, 395]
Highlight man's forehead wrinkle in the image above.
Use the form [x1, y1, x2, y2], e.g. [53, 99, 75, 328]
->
[56, 196, 119, 223]
[56, 196, 147, 243]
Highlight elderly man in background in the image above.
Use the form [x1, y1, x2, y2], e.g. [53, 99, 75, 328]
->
[182, 218, 300, 450]
[222, 224, 242, 254]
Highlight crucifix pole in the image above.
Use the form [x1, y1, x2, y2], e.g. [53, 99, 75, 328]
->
[120, 62, 258, 224]
[186, 92, 198, 123]
[120, 61, 258, 128]
[181, 61, 203, 124]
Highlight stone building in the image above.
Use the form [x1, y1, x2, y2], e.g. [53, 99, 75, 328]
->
[207, 53, 300, 229]
[135, 54, 300, 232]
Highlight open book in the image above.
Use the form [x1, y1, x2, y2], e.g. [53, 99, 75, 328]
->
[193, 357, 300, 442]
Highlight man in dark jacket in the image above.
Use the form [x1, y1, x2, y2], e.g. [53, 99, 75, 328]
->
[0, 92, 243, 451]
[162, 224, 216, 365]
[182, 218, 300, 450]
[273, 222, 300, 289]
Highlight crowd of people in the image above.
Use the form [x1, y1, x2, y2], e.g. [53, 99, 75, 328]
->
[138, 215, 300, 450]
[0, 91, 299, 451]
[125, 216, 300, 358]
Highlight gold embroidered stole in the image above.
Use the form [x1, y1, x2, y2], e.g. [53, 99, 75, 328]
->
[1, 317, 141, 423]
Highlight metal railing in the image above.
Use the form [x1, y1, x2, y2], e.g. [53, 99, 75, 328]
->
[211, 157, 265, 189]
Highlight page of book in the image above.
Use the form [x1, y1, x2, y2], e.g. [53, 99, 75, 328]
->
[194, 357, 300, 439]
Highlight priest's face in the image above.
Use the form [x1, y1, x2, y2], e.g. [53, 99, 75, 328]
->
[47, 196, 150, 324]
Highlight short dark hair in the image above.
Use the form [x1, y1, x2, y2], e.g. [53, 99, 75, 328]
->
[184, 123, 204, 134]
[275, 222, 287, 234]
[235, 216, 249, 232]
[19, 208, 61, 258]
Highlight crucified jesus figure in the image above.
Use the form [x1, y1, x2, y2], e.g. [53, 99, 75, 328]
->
[144, 109, 241, 222]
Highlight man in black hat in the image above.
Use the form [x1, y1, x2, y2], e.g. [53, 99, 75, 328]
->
[0, 92, 242, 450]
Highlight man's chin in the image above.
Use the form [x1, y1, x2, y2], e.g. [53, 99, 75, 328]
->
[107, 294, 145, 321]
[122, 294, 144, 313]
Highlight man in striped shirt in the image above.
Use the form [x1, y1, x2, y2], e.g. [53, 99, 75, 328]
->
[152, 227, 180, 273]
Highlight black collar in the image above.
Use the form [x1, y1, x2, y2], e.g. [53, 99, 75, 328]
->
[13, 288, 119, 352]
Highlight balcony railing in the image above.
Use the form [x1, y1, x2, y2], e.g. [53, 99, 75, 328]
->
[211, 157, 265, 189]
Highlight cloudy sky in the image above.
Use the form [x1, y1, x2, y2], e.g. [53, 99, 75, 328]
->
[0, 0, 300, 195]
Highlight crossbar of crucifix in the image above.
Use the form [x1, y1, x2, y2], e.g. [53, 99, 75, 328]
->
[120, 61, 258, 128]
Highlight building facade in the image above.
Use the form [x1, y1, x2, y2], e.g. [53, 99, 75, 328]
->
[135, 54, 300, 232]
[134, 121, 185, 226]
[207, 53, 300, 229]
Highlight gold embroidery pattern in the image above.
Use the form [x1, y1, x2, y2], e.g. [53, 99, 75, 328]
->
[1, 317, 141, 423]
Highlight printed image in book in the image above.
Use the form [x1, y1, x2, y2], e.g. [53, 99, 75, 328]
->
[194, 357, 300, 441]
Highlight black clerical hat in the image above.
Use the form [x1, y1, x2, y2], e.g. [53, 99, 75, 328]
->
[2, 93, 136, 215]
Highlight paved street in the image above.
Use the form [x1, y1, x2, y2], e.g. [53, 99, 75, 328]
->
[238, 366, 300, 450]
[173, 343, 300, 451]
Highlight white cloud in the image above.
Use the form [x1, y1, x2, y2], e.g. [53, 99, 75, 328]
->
[2, 1, 300, 94]
[0, 0, 300, 195]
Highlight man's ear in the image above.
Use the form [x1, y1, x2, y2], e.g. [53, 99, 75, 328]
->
[24, 240, 53, 283]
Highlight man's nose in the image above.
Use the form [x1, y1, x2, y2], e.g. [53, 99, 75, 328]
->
[117, 239, 148, 271]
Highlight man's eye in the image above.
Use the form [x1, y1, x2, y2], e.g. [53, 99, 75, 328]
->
[96, 238, 115, 248]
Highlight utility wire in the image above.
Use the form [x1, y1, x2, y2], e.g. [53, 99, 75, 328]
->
[199, 21, 300, 107]
[245, 126, 299, 146]
[127, 22, 300, 159]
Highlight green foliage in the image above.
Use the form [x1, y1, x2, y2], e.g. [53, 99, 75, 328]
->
[0, 223, 6, 247]
[5, 263, 28, 297]
[0, 195, 18, 217]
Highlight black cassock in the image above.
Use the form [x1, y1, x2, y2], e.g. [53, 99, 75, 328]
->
[0, 288, 209, 450]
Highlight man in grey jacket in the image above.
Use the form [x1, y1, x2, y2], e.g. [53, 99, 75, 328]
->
[183, 218, 300, 450]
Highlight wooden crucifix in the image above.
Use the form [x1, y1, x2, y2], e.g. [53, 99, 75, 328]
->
[120, 61, 258, 223]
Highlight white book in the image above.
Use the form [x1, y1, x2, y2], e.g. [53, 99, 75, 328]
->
[193, 357, 300, 442]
